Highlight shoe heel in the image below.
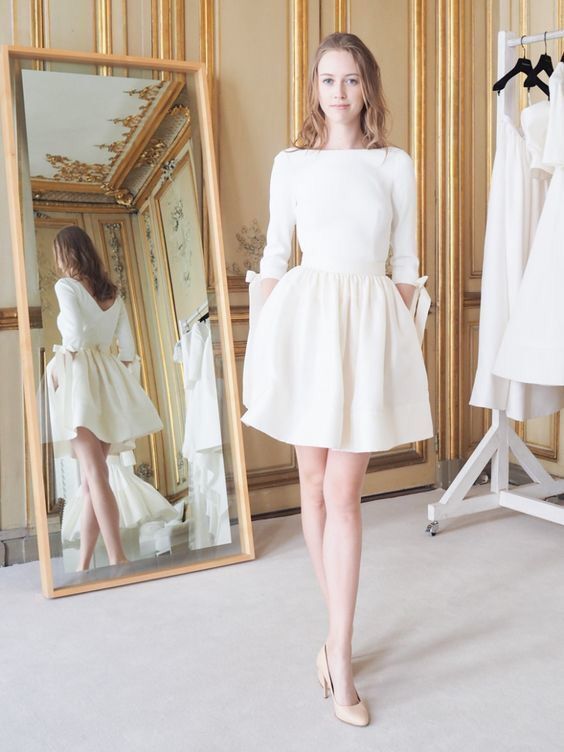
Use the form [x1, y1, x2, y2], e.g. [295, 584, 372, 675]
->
[317, 668, 329, 698]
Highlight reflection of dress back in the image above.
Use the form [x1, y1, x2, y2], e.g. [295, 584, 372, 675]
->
[42, 276, 163, 458]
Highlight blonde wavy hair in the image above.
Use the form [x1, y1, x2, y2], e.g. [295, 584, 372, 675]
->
[291, 32, 390, 151]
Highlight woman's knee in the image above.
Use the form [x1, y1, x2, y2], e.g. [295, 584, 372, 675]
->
[80, 458, 109, 488]
[296, 447, 327, 493]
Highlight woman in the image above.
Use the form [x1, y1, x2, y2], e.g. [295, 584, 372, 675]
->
[241, 33, 433, 726]
[45, 225, 164, 571]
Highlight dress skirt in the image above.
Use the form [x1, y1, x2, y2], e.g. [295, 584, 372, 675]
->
[61, 451, 178, 541]
[241, 259, 433, 452]
[42, 344, 164, 458]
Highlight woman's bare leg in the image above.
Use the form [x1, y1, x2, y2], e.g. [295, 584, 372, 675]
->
[77, 478, 100, 571]
[71, 427, 127, 566]
[295, 445, 329, 606]
[323, 449, 371, 705]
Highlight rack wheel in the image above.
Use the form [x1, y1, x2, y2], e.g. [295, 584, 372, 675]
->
[426, 521, 439, 536]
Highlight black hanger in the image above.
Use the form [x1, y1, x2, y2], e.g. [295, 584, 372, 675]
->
[198, 311, 209, 323]
[523, 32, 553, 92]
[492, 35, 549, 96]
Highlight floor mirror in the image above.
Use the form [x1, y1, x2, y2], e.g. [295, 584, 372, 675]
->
[0, 46, 254, 597]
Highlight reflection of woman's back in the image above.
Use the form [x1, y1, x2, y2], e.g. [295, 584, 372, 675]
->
[48, 262, 163, 455]
[43, 225, 163, 571]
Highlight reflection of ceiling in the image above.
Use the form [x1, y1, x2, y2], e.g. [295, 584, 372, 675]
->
[22, 70, 165, 181]
[23, 69, 192, 209]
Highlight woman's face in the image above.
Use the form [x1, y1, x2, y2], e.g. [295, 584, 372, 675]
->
[317, 49, 365, 125]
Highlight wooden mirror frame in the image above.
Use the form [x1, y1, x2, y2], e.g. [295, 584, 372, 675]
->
[0, 45, 254, 598]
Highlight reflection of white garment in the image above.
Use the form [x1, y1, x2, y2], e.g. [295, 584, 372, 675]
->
[469, 97, 564, 420]
[61, 450, 178, 542]
[175, 321, 222, 455]
[43, 277, 163, 457]
[493, 64, 564, 386]
[174, 320, 231, 548]
[188, 452, 231, 549]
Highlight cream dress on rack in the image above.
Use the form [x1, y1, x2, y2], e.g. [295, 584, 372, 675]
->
[493, 63, 564, 385]
[241, 146, 433, 453]
[469, 73, 564, 420]
[44, 277, 164, 457]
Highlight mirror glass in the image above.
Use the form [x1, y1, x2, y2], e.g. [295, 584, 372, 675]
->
[9, 56, 250, 592]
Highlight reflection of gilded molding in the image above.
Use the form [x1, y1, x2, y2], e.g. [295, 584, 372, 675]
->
[102, 186, 134, 207]
[32, 201, 130, 214]
[176, 451, 187, 485]
[0, 307, 42, 331]
[138, 138, 167, 166]
[104, 223, 129, 298]
[110, 113, 144, 130]
[126, 84, 164, 103]
[135, 463, 154, 482]
[110, 81, 184, 197]
[142, 210, 160, 291]
[161, 158, 177, 181]
[168, 103, 190, 120]
[32, 178, 105, 195]
[96, 140, 127, 156]
[129, 122, 191, 209]
[44, 154, 111, 184]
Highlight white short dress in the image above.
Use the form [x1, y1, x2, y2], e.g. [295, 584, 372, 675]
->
[493, 63, 564, 386]
[43, 277, 163, 457]
[240, 146, 433, 452]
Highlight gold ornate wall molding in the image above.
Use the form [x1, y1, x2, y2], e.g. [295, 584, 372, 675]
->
[334, 0, 348, 31]
[0, 307, 42, 330]
[95, 0, 113, 75]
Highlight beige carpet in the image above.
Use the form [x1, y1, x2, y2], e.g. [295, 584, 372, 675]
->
[1, 488, 563, 752]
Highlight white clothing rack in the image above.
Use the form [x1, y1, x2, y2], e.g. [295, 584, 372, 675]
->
[507, 29, 564, 46]
[427, 28, 564, 535]
[180, 301, 209, 334]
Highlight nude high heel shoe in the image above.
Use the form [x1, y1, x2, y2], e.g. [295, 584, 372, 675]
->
[316, 644, 370, 727]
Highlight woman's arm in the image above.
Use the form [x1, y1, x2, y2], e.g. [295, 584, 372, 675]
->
[115, 299, 136, 364]
[259, 150, 296, 300]
[390, 151, 419, 309]
[54, 279, 83, 351]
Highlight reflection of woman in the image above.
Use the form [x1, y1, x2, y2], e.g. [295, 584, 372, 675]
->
[46, 226, 163, 570]
[241, 34, 433, 726]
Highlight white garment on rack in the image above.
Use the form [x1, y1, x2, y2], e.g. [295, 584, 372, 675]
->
[174, 321, 231, 548]
[493, 63, 564, 385]
[469, 93, 564, 419]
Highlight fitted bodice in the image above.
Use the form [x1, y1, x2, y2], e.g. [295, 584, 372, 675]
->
[258, 145, 420, 284]
[54, 277, 136, 359]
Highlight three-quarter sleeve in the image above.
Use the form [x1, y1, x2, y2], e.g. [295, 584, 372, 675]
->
[54, 278, 83, 351]
[259, 150, 296, 280]
[115, 299, 136, 361]
[389, 150, 419, 285]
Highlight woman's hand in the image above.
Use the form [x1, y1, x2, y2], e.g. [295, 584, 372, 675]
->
[395, 283, 416, 310]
